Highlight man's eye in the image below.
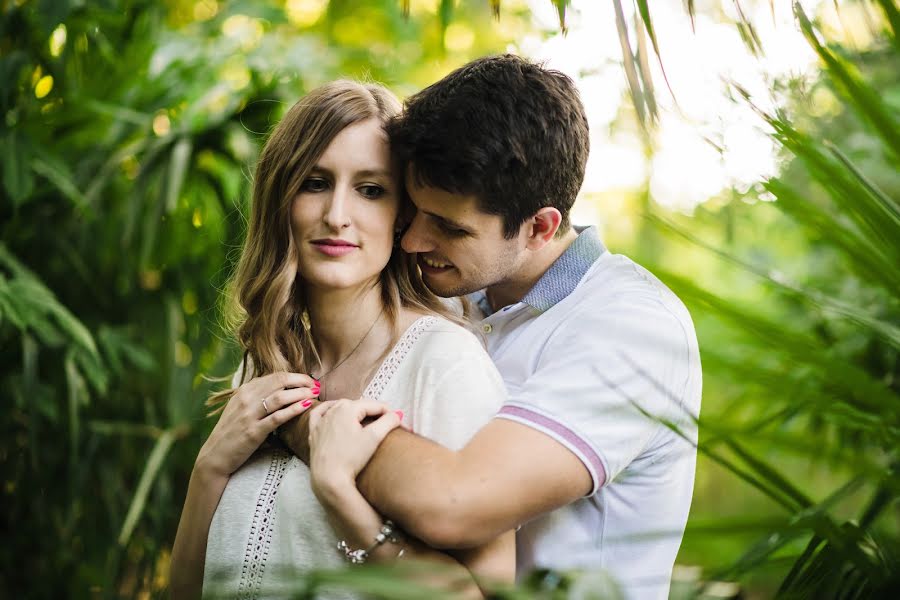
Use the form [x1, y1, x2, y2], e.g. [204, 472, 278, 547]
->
[440, 223, 467, 237]
[358, 184, 386, 199]
[300, 178, 328, 193]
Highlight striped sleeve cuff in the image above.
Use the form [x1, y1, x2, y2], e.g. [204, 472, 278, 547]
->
[496, 403, 607, 495]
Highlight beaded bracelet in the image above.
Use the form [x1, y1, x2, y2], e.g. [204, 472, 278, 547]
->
[337, 519, 402, 564]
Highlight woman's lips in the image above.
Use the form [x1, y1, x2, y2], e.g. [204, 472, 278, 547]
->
[311, 241, 358, 257]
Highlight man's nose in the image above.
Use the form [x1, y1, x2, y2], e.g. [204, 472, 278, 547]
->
[401, 213, 433, 253]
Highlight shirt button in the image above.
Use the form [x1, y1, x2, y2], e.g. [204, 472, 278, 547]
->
[482, 323, 493, 333]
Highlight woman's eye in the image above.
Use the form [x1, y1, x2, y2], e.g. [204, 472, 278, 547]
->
[300, 178, 328, 193]
[358, 184, 386, 199]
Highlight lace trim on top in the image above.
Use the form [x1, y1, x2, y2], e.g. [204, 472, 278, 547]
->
[237, 449, 291, 599]
[363, 316, 438, 401]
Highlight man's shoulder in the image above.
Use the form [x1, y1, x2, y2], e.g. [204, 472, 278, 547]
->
[569, 252, 692, 322]
[541, 252, 697, 360]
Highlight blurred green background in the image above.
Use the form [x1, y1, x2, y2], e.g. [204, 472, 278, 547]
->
[1, 0, 897, 598]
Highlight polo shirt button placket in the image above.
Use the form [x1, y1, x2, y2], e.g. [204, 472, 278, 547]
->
[482, 323, 493, 334]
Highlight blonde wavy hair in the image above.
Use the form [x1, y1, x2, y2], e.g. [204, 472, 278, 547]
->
[209, 81, 465, 406]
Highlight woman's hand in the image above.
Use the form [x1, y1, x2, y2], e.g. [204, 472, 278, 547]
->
[308, 399, 402, 496]
[195, 372, 319, 480]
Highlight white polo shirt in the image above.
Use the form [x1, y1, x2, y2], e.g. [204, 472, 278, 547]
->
[474, 226, 701, 600]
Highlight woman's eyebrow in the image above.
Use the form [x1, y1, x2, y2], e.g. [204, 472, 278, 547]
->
[308, 165, 391, 179]
[354, 169, 392, 179]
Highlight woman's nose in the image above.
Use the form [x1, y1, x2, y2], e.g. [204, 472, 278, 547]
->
[323, 186, 351, 229]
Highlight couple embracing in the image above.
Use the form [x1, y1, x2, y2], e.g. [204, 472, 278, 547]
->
[171, 54, 701, 600]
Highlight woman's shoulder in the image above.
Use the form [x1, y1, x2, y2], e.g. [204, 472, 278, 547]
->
[393, 312, 489, 371]
[400, 310, 480, 345]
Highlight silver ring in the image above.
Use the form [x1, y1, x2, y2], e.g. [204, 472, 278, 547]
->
[261, 397, 270, 415]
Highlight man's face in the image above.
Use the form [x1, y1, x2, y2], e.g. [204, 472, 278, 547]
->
[401, 176, 527, 298]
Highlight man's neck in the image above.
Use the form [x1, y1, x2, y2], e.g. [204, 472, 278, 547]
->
[486, 227, 579, 312]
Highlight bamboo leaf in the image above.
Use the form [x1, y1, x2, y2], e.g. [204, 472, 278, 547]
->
[2, 132, 35, 205]
[733, 1, 764, 56]
[635, 0, 676, 105]
[438, 0, 454, 46]
[872, 0, 900, 50]
[117, 427, 179, 547]
[645, 212, 900, 349]
[765, 179, 900, 296]
[795, 2, 900, 157]
[64, 351, 87, 472]
[634, 10, 657, 119]
[550, 0, 570, 33]
[725, 439, 814, 509]
[823, 140, 900, 227]
[31, 154, 91, 215]
[612, 0, 647, 127]
[653, 267, 900, 418]
[687, 0, 696, 32]
[165, 136, 192, 213]
[0, 244, 101, 358]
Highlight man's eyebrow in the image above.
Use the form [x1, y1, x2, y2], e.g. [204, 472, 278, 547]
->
[423, 211, 470, 231]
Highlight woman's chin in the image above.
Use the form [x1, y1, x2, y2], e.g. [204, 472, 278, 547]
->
[301, 271, 383, 293]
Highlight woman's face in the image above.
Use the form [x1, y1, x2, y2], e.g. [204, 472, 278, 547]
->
[291, 118, 399, 292]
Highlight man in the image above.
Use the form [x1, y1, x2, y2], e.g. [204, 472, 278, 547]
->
[288, 54, 701, 599]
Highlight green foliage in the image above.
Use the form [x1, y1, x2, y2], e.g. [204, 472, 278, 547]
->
[642, 4, 900, 597]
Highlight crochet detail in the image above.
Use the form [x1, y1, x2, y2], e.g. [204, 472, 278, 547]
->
[237, 450, 291, 599]
[363, 316, 437, 401]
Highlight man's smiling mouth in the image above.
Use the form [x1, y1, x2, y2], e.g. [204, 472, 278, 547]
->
[422, 256, 451, 268]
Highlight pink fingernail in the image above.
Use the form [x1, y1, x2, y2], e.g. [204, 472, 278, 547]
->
[302, 399, 313, 407]
[394, 410, 404, 420]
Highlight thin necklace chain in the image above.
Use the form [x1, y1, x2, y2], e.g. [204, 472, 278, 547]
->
[312, 312, 382, 382]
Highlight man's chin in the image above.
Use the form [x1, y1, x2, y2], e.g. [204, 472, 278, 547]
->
[423, 276, 479, 299]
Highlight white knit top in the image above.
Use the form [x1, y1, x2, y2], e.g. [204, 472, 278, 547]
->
[202, 316, 506, 599]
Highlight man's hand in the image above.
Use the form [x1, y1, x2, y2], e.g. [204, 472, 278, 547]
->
[280, 397, 407, 463]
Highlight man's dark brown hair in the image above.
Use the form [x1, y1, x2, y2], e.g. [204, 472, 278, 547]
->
[388, 54, 590, 238]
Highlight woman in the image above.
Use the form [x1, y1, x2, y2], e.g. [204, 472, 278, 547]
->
[170, 81, 513, 599]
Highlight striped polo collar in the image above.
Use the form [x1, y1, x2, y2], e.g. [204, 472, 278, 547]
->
[521, 225, 605, 312]
[471, 226, 605, 317]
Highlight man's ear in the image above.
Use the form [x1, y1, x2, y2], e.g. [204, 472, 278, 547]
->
[524, 207, 562, 250]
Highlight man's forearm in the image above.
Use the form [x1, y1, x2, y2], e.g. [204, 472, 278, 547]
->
[284, 409, 582, 549]
[355, 429, 473, 548]
[281, 406, 470, 545]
